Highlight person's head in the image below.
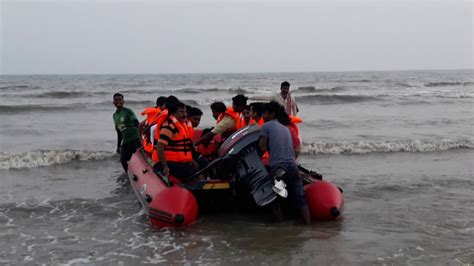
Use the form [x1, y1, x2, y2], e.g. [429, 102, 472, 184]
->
[232, 94, 248, 113]
[168, 101, 187, 122]
[276, 106, 291, 126]
[242, 105, 251, 123]
[263, 101, 283, 122]
[165, 95, 180, 110]
[113, 93, 124, 109]
[187, 107, 203, 127]
[156, 96, 167, 109]
[280, 81, 291, 98]
[210, 102, 226, 120]
[249, 102, 265, 121]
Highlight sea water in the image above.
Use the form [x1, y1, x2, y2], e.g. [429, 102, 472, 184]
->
[1, 70, 473, 264]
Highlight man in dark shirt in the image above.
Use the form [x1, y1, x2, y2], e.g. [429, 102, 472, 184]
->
[113, 93, 140, 172]
[259, 101, 311, 225]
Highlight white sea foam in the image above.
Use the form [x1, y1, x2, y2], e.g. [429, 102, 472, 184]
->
[0, 150, 115, 169]
[301, 138, 474, 155]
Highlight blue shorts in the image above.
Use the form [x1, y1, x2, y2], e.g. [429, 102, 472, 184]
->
[271, 162, 308, 209]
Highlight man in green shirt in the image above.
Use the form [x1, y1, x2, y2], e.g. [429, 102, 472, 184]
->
[113, 93, 140, 172]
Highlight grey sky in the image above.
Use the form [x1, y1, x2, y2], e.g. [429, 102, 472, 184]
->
[1, 0, 472, 75]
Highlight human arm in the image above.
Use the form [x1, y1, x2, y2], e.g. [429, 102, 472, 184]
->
[211, 115, 235, 134]
[156, 122, 175, 176]
[291, 95, 299, 116]
[196, 115, 234, 145]
[288, 125, 301, 158]
[259, 136, 268, 153]
[138, 120, 147, 144]
[156, 142, 169, 176]
[116, 127, 122, 154]
[196, 131, 215, 146]
[259, 123, 269, 153]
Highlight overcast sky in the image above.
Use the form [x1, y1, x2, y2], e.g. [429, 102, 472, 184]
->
[1, 0, 472, 74]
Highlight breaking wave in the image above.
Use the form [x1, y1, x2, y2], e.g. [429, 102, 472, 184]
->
[0, 150, 115, 170]
[301, 139, 474, 155]
[295, 94, 380, 104]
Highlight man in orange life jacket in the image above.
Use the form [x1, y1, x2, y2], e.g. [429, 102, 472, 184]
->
[196, 94, 248, 146]
[242, 105, 251, 126]
[186, 106, 203, 128]
[154, 101, 198, 180]
[249, 102, 265, 126]
[138, 96, 167, 148]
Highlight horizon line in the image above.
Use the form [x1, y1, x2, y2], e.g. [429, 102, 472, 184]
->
[1, 68, 473, 76]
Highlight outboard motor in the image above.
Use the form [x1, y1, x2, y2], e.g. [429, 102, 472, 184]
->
[218, 125, 277, 206]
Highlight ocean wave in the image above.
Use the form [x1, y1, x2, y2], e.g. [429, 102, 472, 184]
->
[0, 150, 115, 170]
[0, 85, 37, 91]
[347, 79, 371, 83]
[394, 83, 414, 88]
[0, 104, 78, 114]
[294, 86, 347, 93]
[181, 99, 201, 106]
[93, 99, 155, 107]
[301, 139, 474, 155]
[30, 91, 90, 99]
[424, 82, 472, 87]
[295, 94, 380, 104]
[178, 88, 221, 94]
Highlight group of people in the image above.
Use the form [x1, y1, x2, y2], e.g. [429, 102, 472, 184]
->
[113, 81, 310, 224]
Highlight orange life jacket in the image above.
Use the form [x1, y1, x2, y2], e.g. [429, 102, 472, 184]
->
[216, 107, 245, 133]
[186, 121, 195, 139]
[141, 107, 161, 125]
[197, 141, 218, 158]
[141, 107, 162, 155]
[141, 107, 161, 153]
[149, 110, 170, 163]
[288, 115, 302, 138]
[161, 116, 193, 163]
[249, 117, 265, 127]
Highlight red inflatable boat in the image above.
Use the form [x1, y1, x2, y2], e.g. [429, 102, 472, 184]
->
[127, 125, 344, 228]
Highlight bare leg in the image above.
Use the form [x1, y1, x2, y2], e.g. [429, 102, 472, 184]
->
[300, 206, 312, 225]
[271, 202, 284, 222]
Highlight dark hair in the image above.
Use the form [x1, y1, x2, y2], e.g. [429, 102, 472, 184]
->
[264, 101, 290, 125]
[187, 107, 203, 117]
[277, 108, 291, 126]
[249, 102, 265, 117]
[210, 102, 226, 113]
[165, 95, 180, 110]
[243, 105, 251, 110]
[232, 94, 248, 106]
[201, 127, 213, 135]
[264, 101, 281, 115]
[156, 96, 167, 107]
[281, 81, 290, 88]
[113, 93, 124, 99]
[168, 101, 186, 115]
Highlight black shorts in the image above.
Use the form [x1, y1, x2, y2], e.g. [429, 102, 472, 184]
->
[120, 139, 141, 168]
[271, 162, 308, 209]
[154, 161, 198, 181]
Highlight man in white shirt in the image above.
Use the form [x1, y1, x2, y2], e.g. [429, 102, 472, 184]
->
[250, 81, 299, 116]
